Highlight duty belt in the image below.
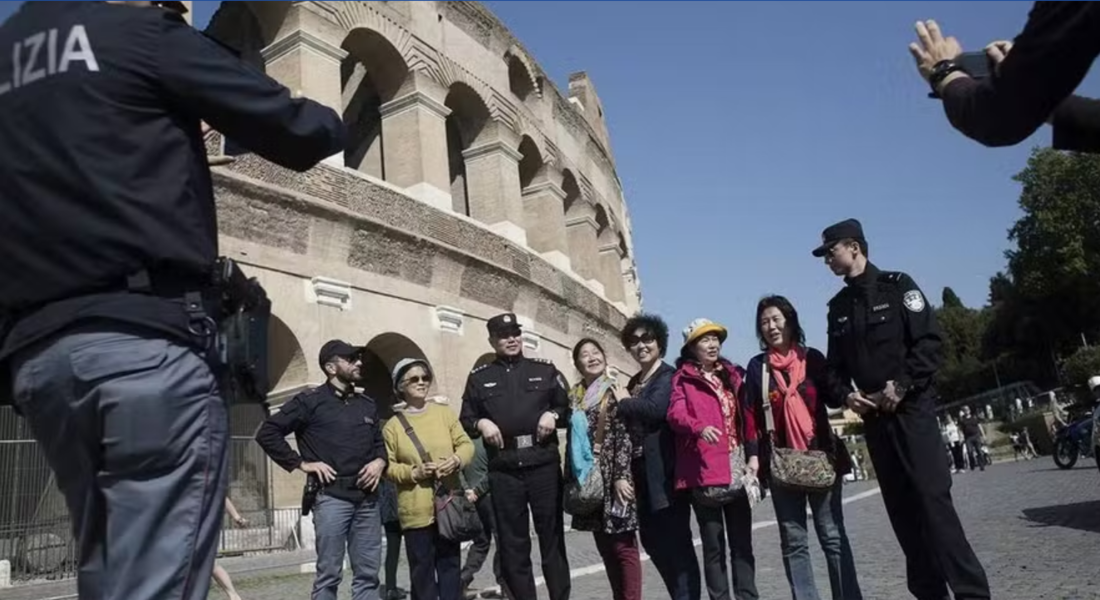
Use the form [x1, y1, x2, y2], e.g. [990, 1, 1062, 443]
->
[502, 434, 536, 450]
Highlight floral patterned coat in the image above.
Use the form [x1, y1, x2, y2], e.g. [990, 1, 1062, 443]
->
[565, 381, 638, 534]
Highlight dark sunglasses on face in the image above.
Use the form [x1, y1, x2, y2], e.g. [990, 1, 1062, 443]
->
[403, 375, 432, 386]
[627, 333, 656, 347]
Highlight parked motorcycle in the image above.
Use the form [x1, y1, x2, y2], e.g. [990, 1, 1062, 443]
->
[1052, 415, 1095, 469]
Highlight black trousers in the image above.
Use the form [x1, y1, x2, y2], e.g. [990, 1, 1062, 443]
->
[693, 494, 757, 600]
[404, 525, 461, 600]
[864, 398, 990, 600]
[633, 459, 701, 600]
[461, 493, 512, 597]
[489, 462, 570, 600]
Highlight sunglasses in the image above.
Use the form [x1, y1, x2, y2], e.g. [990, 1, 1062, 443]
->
[626, 333, 657, 347]
[402, 375, 432, 386]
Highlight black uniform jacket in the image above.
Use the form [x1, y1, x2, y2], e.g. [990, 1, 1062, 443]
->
[0, 2, 345, 364]
[256, 383, 387, 501]
[460, 355, 570, 471]
[825, 263, 945, 406]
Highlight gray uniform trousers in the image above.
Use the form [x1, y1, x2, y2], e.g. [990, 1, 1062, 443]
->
[11, 324, 229, 600]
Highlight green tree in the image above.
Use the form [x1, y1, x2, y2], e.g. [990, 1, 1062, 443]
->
[980, 148, 1100, 389]
[942, 287, 964, 309]
[1061, 346, 1100, 388]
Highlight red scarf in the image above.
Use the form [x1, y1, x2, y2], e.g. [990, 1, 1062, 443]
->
[767, 347, 815, 451]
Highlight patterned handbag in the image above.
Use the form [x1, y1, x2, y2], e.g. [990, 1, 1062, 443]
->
[564, 394, 611, 516]
[761, 363, 836, 493]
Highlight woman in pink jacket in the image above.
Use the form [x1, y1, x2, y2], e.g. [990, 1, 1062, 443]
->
[667, 318, 759, 600]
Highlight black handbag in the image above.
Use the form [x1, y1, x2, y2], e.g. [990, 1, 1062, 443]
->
[395, 413, 483, 543]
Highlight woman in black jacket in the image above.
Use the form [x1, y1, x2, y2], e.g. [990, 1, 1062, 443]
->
[615, 314, 702, 600]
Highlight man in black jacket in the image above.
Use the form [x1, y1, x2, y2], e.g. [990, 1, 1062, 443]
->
[0, 3, 344, 600]
[460, 313, 571, 600]
[816, 219, 990, 600]
[256, 340, 388, 600]
[909, 3, 1100, 152]
[615, 314, 701, 600]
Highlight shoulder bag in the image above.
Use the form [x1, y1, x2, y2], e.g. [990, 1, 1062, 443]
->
[760, 363, 837, 492]
[395, 412, 483, 543]
[564, 394, 611, 516]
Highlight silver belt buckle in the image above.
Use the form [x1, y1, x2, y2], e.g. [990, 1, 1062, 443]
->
[515, 434, 533, 449]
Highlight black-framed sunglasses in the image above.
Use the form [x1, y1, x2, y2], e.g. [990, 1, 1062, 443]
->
[402, 375, 432, 386]
[626, 332, 657, 347]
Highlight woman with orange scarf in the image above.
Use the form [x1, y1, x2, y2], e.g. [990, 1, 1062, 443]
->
[744, 296, 862, 600]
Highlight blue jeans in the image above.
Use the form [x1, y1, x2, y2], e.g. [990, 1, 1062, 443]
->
[12, 326, 228, 600]
[312, 494, 383, 600]
[771, 480, 862, 600]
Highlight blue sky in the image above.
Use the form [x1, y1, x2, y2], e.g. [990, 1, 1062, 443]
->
[3, 2, 1096, 364]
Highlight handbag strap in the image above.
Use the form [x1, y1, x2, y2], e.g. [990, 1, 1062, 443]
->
[396, 412, 432, 463]
[592, 393, 612, 455]
[395, 411, 468, 489]
[761, 362, 776, 436]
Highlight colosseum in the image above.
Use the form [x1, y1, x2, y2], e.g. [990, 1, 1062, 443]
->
[199, 0, 643, 511]
[0, 1, 644, 582]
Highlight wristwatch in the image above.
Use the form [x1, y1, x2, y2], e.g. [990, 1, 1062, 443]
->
[893, 380, 911, 399]
[927, 59, 963, 98]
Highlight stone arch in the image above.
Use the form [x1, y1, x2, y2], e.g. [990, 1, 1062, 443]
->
[517, 135, 545, 190]
[341, 28, 410, 178]
[267, 315, 308, 395]
[594, 204, 613, 242]
[360, 333, 429, 420]
[445, 82, 492, 216]
[505, 46, 541, 102]
[561, 169, 584, 217]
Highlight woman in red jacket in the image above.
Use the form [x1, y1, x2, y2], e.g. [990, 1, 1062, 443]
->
[667, 318, 759, 600]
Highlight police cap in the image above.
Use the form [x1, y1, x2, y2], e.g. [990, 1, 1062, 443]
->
[486, 313, 522, 338]
[318, 339, 362, 369]
[812, 218, 866, 257]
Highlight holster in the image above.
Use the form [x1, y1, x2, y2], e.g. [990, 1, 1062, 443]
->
[301, 473, 321, 516]
[211, 257, 272, 407]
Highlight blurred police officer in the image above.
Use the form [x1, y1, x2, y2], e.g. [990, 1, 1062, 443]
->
[0, 2, 345, 599]
[816, 219, 990, 600]
[460, 314, 571, 600]
[256, 340, 388, 600]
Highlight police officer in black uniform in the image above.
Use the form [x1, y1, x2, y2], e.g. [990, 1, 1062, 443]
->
[815, 219, 990, 600]
[0, 3, 345, 600]
[460, 313, 571, 600]
[256, 340, 388, 600]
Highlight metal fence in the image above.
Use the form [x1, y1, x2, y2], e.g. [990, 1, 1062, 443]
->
[0, 404, 295, 585]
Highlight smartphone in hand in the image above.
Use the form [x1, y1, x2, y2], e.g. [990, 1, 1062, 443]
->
[956, 51, 992, 80]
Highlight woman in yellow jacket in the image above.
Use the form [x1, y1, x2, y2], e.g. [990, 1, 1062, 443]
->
[383, 358, 474, 600]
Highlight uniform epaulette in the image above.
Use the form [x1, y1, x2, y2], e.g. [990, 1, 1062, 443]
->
[470, 364, 490, 374]
[878, 271, 905, 283]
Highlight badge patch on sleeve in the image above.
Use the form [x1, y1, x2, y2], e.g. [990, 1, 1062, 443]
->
[903, 290, 926, 312]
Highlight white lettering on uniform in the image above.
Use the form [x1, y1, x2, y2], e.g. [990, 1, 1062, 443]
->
[0, 25, 98, 98]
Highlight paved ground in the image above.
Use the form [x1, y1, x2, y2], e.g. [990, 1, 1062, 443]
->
[209, 458, 1100, 600]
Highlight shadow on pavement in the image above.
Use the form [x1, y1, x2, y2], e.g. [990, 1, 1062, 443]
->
[1021, 500, 1100, 534]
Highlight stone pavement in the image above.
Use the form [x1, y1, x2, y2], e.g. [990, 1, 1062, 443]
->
[206, 459, 1100, 600]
